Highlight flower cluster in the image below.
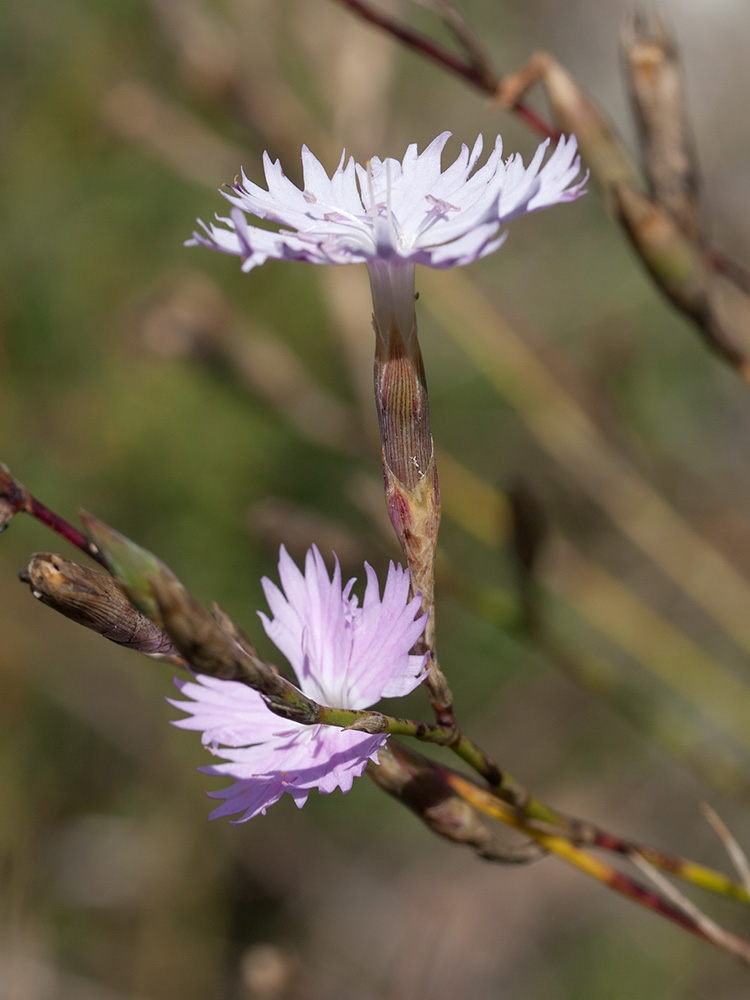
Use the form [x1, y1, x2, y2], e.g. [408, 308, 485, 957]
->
[179, 131, 586, 823]
[171, 546, 427, 821]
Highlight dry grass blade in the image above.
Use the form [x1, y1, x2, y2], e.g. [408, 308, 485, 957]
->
[702, 804, 750, 898]
[621, 11, 702, 241]
[630, 852, 750, 965]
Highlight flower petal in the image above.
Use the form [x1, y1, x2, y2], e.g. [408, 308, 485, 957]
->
[174, 672, 386, 822]
[188, 132, 585, 272]
[259, 546, 426, 709]
[170, 547, 426, 821]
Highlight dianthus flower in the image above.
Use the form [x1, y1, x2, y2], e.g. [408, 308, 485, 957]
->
[187, 133, 586, 725]
[187, 131, 586, 335]
[170, 546, 428, 822]
[188, 131, 584, 272]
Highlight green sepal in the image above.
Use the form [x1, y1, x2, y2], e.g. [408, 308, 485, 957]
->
[78, 511, 175, 623]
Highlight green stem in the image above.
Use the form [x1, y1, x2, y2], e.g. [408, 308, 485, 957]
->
[317, 703, 563, 825]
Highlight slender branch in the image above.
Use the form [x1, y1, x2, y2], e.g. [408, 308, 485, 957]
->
[418, 0, 498, 89]
[444, 728, 750, 904]
[330, 0, 555, 137]
[17, 500, 749, 911]
[332, 0, 497, 91]
[702, 804, 750, 899]
[443, 769, 750, 962]
[0, 464, 107, 568]
[630, 853, 750, 965]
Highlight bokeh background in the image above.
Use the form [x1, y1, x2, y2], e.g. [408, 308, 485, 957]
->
[4, 1, 750, 997]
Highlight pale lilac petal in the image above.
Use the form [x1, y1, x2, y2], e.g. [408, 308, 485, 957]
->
[419, 224, 509, 269]
[169, 674, 289, 747]
[259, 546, 353, 704]
[171, 547, 426, 822]
[198, 717, 385, 822]
[205, 775, 300, 822]
[211, 726, 384, 795]
[187, 132, 585, 272]
[345, 562, 427, 704]
[258, 546, 426, 709]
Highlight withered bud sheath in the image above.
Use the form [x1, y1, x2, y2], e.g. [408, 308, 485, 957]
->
[495, 53, 638, 211]
[621, 12, 702, 242]
[150, 573, 322, 725]
[368, 261, 452, 721]
[612, 185, 750, 372]
[368, 740, 543, 864]
[21, 552, 179, 658]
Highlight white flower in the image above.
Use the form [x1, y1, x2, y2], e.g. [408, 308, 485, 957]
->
[187, 132, 586, 273]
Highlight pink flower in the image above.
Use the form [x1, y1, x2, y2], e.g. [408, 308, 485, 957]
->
[170, 546, 427, 822]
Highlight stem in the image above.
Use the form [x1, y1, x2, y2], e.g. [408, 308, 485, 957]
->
[324, 702, 750, 902]
[444, 770, 750, 961]
[0, 464, 107, 568]
[331, 0, 556, 138]
[367, 261, 453, 725]
[334, 0, 499, 92]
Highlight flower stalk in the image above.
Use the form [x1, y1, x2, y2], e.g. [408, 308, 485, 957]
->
[368, 259, 452, 723]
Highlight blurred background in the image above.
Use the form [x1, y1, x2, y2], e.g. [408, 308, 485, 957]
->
[4, 1, 750, 997]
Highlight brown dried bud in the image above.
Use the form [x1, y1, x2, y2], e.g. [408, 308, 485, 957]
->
[22, 552, 178, 657]
[0, 497, 16, 531]
[150, 574, 320, 724]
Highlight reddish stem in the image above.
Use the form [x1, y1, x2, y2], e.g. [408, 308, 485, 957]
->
[0, 464, 107, 569]
[604, 868, 706, 938]
[332, 0, 556, 139]
[514, 102, 560, 140]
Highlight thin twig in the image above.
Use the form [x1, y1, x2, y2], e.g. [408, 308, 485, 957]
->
[416, 0, 496, 88]
[448, 769, 750, 962]
[0, 464, 107, 568]
[333, 0, 497, 91]
[702, 803, 750, 899]
[330, 0, 555, 136]
[631, 852, 750, 965]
